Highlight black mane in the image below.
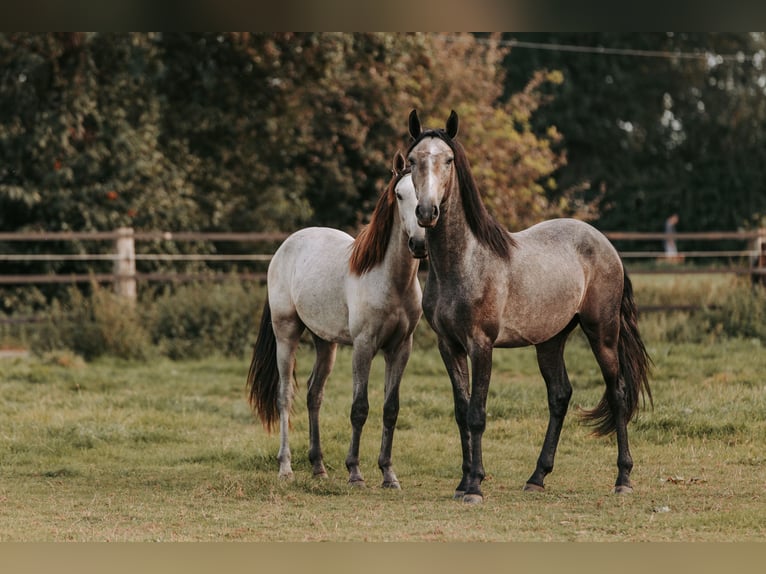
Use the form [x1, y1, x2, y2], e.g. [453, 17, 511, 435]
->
[407, 130, 515, 258]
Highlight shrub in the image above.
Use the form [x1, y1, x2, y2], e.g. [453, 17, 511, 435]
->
[699, 283, 766, 342]
[33, 284, 153, 361]
[147, 278, 266, 360]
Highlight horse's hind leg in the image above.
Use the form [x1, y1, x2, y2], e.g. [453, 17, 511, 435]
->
[273, 315, 305, 480]
[377, 335, 413, 489]
[345, 343, 374, 486]
[307, 335, 337, 478]
[581, 318, 634, 493]
[526, 326, 575, 492]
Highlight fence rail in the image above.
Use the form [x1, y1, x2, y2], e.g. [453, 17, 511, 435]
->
[2, 227, 766, 297]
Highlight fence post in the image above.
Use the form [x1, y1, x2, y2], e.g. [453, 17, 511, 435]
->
[114, 227, 136, 301]
[757, 228, 766, 287]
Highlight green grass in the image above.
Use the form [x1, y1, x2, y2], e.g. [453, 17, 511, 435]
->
[1, 332, 765, 541]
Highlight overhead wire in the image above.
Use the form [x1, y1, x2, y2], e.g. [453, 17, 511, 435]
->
[463, 34, 765, 64]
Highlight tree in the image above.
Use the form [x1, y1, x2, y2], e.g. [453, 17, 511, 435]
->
[501, 32, 766, 235]
[0, 33, 201, 235]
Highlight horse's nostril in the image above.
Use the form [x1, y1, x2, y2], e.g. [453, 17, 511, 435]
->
[432, 205, 439, 219]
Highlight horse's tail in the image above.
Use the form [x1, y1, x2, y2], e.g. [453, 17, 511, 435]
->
[246, 297, 284, 432]
[583, 270, 653, 437]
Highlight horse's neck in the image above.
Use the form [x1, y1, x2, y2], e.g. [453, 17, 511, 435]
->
[426, 192, 475, 279]
[383, 216, 420, 293]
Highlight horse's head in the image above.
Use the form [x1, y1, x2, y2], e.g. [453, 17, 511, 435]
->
[392, 150, 427, 259]
[407, 109, 459, 228]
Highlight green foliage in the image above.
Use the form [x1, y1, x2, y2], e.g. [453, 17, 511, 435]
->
[11, 274, 766, 362]
[32, 284, 152, 361]
[28, 280, 265, 361]
[698, 282, 766, 341]
[1, 33, 571, 245]
[148, 279, 265, 360]
[502, 33, 766, 236]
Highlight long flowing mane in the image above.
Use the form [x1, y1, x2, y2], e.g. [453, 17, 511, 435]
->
[349, 170, 407, 275]
[408, 130, 515, 258]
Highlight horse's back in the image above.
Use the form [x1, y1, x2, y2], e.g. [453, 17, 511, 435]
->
[268, 227, 354, 342]
[513, 218, 621, 274]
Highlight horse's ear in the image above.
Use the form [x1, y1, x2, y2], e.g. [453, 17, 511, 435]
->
[446, 110, 459, 139]
[393, 150, 406, 174]
[408, 109, 421, 139]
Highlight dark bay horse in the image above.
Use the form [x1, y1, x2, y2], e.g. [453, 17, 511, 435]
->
[407, 109, 652, 503]
[247, 151, 425, 488]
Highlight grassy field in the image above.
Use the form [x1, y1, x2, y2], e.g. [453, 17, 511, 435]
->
[1, 320, 765, 541]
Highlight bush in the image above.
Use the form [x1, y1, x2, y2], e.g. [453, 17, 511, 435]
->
[22, 274, 766, 362]
[33, 284, 153, 361]
[147, 279, 266, 360]
[699, 283, 766, 342]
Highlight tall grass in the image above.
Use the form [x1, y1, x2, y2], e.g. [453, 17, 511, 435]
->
[632, 274, 766, 343]
[9, 273, 766, 362]
[25, 279, 265, 361]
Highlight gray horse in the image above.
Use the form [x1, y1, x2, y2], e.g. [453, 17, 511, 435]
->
[407, 109, 652, 503]
[247, 151, 425, 488]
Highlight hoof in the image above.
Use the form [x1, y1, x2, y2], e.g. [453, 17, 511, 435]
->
[614, 484, 634, 495]
[313, 471, 329, 480]
[278, 471, 294, 481]
[381, 480, 401, 489]
[348, 479, 367, 488]
[462, 493, 484, 504]
[453, 490, 465, 500]
[523, 482, 545, 493]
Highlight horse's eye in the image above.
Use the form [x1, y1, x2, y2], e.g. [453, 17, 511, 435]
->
[446, 157, 453, 165]
[395, 193, 403, 201]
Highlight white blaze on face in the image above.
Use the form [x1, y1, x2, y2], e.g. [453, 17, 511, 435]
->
[408, 138, 454, 227]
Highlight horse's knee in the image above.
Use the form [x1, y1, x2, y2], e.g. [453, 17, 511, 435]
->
[350, 401, 369, 428]
[467, 407, 487, 434]
[382, 398, 399, 428]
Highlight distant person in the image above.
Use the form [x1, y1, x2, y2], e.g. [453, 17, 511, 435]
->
[664, 213, 682, 262]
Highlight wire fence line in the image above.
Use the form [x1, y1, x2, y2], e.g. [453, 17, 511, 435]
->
[2, 227, 766, 293]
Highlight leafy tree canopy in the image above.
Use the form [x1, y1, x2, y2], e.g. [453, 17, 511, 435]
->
[0, 32, 574, 239]
[501, 32, 766, 234]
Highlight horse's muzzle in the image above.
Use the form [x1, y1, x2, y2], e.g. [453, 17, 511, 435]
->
[416, 203, 439, 228]
[408, 237, 428, 259]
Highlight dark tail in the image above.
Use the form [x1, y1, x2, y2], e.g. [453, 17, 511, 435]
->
[584, 271, 653, 436]
[246, 297, 287, 432]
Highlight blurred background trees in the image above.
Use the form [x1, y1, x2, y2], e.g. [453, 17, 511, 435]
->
[2, 32, 765, 239]
[502, 32, 766, 234]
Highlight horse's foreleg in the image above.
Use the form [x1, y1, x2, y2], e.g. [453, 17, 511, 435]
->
[526, 335, 573, 492]
[462, 342, 493, 504]
[378, 336, 413, 489]
[306, 337, 337, 479]
[345, 344, 373, 486]
[437, 339, 471, 499]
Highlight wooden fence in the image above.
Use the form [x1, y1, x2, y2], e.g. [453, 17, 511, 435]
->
[2, 227, 766, 301]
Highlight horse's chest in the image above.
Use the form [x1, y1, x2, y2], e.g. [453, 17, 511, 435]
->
[423, 282, 478, 340]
